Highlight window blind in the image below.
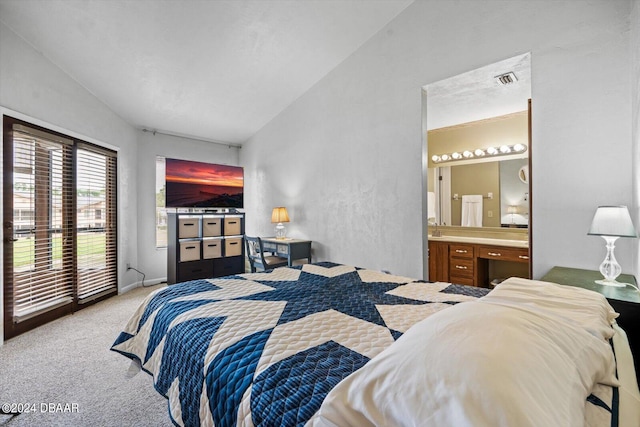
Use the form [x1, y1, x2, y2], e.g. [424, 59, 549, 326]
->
[11, 130, 75, 322]
[76, 146, 117, 302]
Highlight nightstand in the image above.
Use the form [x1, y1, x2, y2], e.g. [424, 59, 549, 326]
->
[541, 266, 639, 383]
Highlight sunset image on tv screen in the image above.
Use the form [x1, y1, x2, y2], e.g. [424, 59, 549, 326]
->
[165, 158, 244, 208]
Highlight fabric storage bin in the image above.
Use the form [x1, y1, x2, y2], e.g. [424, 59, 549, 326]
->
[225, 237, 243, 257]
[202, 237, 223, 259]
[202, 215, 223, 237]
[178, 216, 201, 239]
[179, 240, 201, 262]
[224, 216, 242, 236]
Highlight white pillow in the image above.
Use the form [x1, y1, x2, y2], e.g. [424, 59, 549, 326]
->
[313, 282, 618, 427]
[487, 277, 618, 341]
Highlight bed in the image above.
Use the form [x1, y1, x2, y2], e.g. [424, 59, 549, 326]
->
[111, 262, 640, 427]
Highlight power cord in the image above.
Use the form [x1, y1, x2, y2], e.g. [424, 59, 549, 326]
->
[128, 266, 148, 287]
[623, 282, 640, 293]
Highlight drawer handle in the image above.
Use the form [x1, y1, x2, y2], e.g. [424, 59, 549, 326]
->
[185, 246, 196, 250]
[519, 255, 529, 260]
[207, 222, 218, 225]
[208, 244, 218, 247]
[183, 223, 195, 227]
[487, 252, 501, 257]
[455, 265, 468, 270]
[455, 249, 468, 253]
[228, 221, 237, 225]
[230, 242, 238, 245]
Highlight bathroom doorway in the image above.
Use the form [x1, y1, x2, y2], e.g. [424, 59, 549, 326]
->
[421, 53, 532, 280]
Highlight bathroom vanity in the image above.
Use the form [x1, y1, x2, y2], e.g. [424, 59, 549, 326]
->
[428, 231, 529, 288]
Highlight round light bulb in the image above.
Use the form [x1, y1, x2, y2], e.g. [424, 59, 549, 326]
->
[451, 152, 461, 159]
[432, 155, 441, 162]
[487, 147, 498, 155]
[474, 149, 485, 156]
[513, 143, 525, 152]
[500, 145, 511, 153]
[463, 150, 473, 158]
[441, 154, 450, 161]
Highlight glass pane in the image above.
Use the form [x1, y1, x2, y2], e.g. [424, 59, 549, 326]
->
[156, 156, 167, 247]
[11, 131, 74, 318]
[77, 149, 116, 299]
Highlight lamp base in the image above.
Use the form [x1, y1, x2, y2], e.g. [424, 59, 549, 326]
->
[594, 279, 629, 288]
[275, 222, 287, 240]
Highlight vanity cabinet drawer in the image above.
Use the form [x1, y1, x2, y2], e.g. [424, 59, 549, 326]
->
[449, 244, 474, 259]
[478, 246, 529, 263]
[450, 258, 474, 278]
[448, 275, 475, 287]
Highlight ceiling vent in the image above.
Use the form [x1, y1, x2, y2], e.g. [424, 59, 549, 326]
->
[495, 72, 518, 85]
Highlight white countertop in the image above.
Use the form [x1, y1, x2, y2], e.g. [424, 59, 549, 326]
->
[428, 235, 528, 248]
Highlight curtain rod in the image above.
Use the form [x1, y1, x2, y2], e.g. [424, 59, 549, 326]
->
[141, 128, 242, 149]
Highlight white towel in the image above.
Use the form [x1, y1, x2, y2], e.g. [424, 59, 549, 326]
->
[461, 195, 483, 227]
[427, 192, 436, 219]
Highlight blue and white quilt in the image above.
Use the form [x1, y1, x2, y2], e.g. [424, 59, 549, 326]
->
[112, 263, 625, 427]
[111, 262, 489, 427]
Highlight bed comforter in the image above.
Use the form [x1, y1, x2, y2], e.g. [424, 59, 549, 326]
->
[112, 263, 622, 427]
[112, 262, 488, 426]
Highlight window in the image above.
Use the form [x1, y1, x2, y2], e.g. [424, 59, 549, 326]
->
[156, 156, 167, 247]
[3, 116, 117, 339]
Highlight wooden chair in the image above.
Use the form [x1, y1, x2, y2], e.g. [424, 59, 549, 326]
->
[245, 235, 289, 273]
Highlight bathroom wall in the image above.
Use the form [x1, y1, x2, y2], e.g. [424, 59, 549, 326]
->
[450, 162, 500, 227]
[427, 112, 528, 169]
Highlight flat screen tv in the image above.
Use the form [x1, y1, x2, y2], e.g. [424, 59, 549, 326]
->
[165, 158, 243, 209]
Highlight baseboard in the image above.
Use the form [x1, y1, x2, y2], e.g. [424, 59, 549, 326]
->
[119, 277, 167, 294]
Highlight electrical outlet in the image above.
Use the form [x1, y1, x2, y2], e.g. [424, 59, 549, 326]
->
[487, 210, 493, 218]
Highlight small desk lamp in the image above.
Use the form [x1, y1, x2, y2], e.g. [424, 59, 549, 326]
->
[271, 207, 290, 240]
[588, 205, 637, 287]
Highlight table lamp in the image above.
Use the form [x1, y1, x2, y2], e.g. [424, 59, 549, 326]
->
[271, 207, 290, 240]
[587, 205, 637, 287]
[508, 205, 518, 226]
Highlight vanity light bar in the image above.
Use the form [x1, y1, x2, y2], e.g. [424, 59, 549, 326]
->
[431, 143, 527, 164]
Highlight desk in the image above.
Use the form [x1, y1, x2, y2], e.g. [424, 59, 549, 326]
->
[261, 238, 312, 267]
[541, 266, 640, 383]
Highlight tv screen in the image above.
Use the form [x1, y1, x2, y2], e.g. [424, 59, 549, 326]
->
[165, 158, 244, 208]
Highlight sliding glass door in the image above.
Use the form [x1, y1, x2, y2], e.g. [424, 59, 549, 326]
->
[3, 116, 117, 339]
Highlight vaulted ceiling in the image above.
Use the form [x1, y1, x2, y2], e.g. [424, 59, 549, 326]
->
[0, 0, 414, 144]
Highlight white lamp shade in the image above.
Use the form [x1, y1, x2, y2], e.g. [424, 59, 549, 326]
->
[588, 206, 637, 238]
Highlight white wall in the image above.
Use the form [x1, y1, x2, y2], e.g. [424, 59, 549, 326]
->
[241, 0, 635, 279]
[632, 0, 640, 278]
[0, 22, 139, 342]
[135, 131, 240, 282]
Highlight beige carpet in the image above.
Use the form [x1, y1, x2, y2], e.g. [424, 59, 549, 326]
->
[0, 284, 171, 426]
